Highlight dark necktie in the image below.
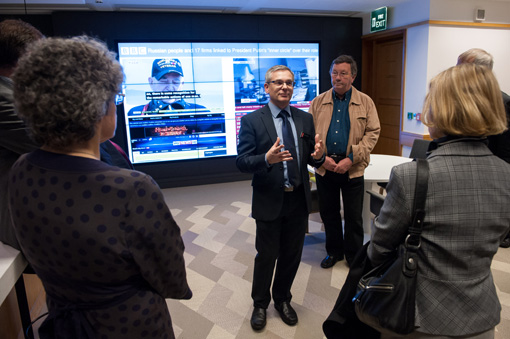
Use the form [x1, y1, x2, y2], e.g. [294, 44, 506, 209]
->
[278, 110, 301, 187]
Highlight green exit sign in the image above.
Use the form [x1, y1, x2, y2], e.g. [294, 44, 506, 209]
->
[371, 6, 387, 32]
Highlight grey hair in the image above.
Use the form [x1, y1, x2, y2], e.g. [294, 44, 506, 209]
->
[265, 65, 294, 83]
[12, 36, 124, 148]
[329, 55, 357, 77]
[457, 48, 494, 70]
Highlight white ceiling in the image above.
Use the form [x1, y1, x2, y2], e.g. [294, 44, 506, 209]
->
[0, 0, 412, 16]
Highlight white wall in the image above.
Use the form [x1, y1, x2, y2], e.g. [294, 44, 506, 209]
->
[363, 0, 510, 135]
[403, 25, 510, 134]
[402, 25, 430, 134]
[427, 26, 510, 92]
[430, 0, 510, 24]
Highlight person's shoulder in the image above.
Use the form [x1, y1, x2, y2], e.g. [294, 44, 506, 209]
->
[290, 105, 309, 117]
[243, 105, 267, 118]
[351, 86, 367, 98]
[385, 158, 419, 179]
[351, 86, 375, 104]
[102, 169, 165, 200]
[393, 158, 416, 171]
[99, 141, 133, 170]
[309, 89, 334, 111]
[11, 152, 30, 169]
[106, 167, 159, 187]
[502, 91, 510, 115]
[313, 88, 332, 101]
[0, 78, 14, 106]
[0, 76, 13, 93]
[502, 91, 510, 103]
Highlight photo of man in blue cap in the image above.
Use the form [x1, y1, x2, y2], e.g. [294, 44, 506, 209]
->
[128, 58, 208, 115]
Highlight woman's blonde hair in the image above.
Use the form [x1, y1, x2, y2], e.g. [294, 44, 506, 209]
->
[422, 63, 507, 137]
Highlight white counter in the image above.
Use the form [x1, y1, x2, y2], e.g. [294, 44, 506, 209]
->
[363, 154, 413, 233]
[0, 241, 28, 305]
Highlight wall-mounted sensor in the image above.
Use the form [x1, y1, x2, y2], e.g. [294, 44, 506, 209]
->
[475, 9, 485, 22]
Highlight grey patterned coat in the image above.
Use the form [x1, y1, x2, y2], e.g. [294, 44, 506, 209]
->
[368, 137, 510, 336]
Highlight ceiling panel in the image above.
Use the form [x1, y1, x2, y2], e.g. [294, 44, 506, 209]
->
[0, 0, 412, 16]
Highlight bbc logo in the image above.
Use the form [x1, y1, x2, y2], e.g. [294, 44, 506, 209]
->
[120, 46, 147, 55]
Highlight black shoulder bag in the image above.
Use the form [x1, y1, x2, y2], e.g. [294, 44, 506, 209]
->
[352, 158, 429, 335]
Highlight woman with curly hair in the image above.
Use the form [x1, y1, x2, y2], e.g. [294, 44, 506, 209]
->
[9, 36, 192, 339]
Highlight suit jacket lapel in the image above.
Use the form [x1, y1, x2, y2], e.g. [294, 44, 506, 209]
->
[261, 105, 278, 143]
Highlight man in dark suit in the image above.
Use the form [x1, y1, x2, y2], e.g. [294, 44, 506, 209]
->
[236, 65, 325, 331]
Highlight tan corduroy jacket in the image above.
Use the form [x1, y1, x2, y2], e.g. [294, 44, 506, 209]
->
[309, 87, 380, 178]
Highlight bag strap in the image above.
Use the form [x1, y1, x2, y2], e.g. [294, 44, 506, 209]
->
[406, 158, 429, 249]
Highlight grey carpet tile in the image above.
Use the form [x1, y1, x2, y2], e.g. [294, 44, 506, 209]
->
[161, 180, 510, 339]
[29, 180, 510, 339]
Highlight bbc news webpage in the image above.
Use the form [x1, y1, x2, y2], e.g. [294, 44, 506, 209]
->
[118, 42, 319, 164]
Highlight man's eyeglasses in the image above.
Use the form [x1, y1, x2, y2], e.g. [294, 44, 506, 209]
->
[331, 71, 351, 78]
[115, 93, 125, 105]
[269, 80, 295, 87]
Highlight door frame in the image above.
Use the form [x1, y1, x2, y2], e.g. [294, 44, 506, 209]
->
[361, 29, 407, 155]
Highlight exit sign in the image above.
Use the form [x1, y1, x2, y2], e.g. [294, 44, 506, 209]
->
[371, 6, 387, 33]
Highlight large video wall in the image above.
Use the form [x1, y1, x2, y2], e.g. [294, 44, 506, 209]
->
[46, 11, 361, 187]
[118, 41, 319, 164]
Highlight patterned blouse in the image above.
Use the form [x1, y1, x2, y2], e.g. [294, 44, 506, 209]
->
[8, 149, 191, 339]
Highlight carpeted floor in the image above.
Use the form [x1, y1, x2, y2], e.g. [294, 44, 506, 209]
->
[160, 180, 510, 339]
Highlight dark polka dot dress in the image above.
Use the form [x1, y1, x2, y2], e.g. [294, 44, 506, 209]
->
[8, 150, 192, 339]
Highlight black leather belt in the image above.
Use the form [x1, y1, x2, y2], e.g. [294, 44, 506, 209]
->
[329, 153, 346, 163]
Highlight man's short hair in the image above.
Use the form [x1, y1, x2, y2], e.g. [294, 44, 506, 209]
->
[265, 65, 294, 84]
[152, 58, 184, 80]
[457, 48, 494, 70]
[0, 19, 44, 68]
[330, 55, 357, 77]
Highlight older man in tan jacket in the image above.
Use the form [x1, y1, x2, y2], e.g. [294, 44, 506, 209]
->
[309, 55, 380, 268]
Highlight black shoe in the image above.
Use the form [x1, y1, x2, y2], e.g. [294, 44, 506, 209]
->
[500, 237, 510, 248]
[275, 301, 298, 326]
[321, 255, 340, 268]
[250, 307, 266, 330]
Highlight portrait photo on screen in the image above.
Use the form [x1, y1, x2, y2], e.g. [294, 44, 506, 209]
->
[117, 41, 319, 165]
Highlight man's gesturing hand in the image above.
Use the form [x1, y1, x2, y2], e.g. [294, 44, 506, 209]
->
[266, 137, 293, 165]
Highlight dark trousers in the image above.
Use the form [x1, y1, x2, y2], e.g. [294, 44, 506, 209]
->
[252, 187, 308, 309]
[315, 171, 364, 262]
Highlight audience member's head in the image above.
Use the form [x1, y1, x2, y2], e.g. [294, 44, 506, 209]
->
[329, 55, 358, 78]
[12, 36, 123, 149]
[264, 65, 295, 109]
[457, 48, 494, 69]
[0, 19, 44, 75]
[329, 55, 357, 97]
[422, 63, 506, 139]
[264, 64, 294, 84]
